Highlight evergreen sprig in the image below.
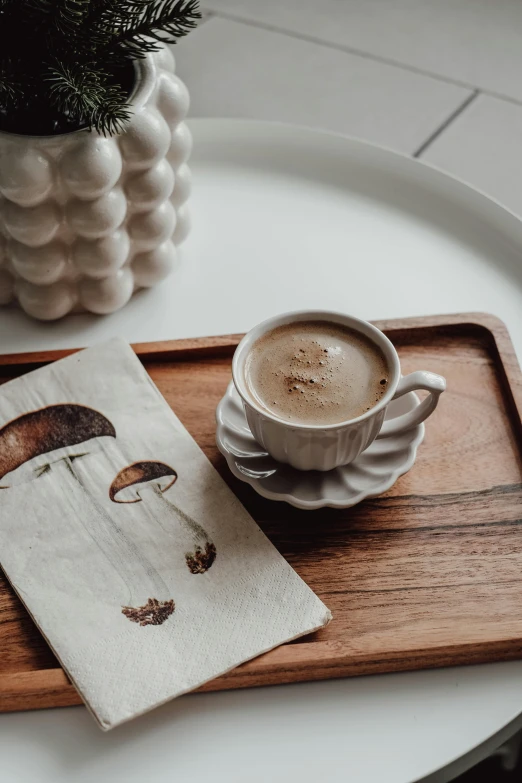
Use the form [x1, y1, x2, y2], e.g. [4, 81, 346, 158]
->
[0, 0, 200, 135]
[47, 61, 131, 136]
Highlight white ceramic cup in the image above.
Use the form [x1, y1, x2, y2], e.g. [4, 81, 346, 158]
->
[232, 310, 446, 471]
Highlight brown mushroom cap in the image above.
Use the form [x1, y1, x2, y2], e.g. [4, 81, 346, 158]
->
[109, 461, 177, 503]
[0, 404, 116, 482]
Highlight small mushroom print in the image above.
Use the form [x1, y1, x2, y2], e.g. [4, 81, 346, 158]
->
[110, 461, 217, 574]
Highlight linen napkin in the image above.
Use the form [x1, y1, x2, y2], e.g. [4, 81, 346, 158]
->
[0, 339, 331, 729]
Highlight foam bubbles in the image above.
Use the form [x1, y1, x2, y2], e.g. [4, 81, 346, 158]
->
[244, 320, 389, 426]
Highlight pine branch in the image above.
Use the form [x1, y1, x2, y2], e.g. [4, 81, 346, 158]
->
[23, 0, 90, 47]
[54, 0, 91, 35]
[47, 60, 131, 135]
[79, 0, 153, 50]
[109, 0, 201, 57]
[26, 0, 90, 25]
[0, 0, 201, 135]
[92, 83, 132, 136]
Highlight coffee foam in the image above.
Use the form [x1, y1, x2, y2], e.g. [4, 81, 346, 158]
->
[244, 321, 389, 426]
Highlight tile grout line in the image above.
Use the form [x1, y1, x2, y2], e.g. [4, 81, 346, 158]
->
[206, 9, 474, 89]
[203, 9, 522, 109]
[412, 91, 479, 158]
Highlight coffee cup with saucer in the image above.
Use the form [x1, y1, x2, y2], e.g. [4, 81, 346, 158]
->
[216, 310, 446, 510]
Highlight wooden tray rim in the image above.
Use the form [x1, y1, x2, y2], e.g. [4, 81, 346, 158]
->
[1, 311, 521, 712]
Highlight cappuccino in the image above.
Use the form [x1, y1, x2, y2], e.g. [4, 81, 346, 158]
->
[244, 320, 389, 426]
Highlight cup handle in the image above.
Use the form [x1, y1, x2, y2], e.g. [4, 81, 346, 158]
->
[377, 371, 446, 439]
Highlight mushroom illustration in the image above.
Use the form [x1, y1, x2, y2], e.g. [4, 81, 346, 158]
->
[110, 461, 216, 574]
[0, 404, 175, 626]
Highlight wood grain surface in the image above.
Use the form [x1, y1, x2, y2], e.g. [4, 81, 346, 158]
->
[1, 312, 522, 714]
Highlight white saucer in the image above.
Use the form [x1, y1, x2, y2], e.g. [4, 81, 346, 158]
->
[216, 382, 424, 510]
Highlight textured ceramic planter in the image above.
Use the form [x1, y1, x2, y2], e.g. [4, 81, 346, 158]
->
[0, 46, 191, 320]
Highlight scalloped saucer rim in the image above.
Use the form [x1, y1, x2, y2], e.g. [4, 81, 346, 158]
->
[216, 382, 425, 510]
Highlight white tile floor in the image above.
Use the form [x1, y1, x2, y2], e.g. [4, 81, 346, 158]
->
[174, 1, 522, 215]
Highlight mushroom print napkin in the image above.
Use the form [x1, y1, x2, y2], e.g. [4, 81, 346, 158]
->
[0, 339, 331, 729]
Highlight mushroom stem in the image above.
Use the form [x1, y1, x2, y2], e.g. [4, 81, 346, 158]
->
[47, 458, 175, 625]
[144, 483, 208, 542]
[139, 484, 216, 574]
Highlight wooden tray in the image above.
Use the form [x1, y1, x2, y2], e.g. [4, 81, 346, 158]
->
[1, 312, 522, 714]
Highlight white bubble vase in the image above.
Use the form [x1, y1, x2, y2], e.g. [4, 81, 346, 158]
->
[0, 47, 191, 320]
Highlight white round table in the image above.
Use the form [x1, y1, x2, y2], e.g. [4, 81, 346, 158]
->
[1, 120, 522, 783]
